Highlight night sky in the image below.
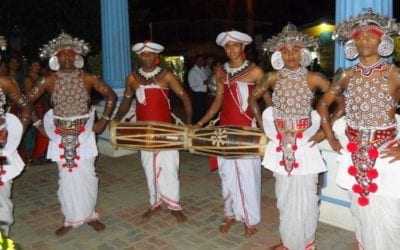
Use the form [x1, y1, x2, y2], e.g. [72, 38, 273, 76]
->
[0, 0, 398, 58]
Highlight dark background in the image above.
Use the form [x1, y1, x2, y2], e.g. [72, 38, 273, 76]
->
[0, 0, 399, 58]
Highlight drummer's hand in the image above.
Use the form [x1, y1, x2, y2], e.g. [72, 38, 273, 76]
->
[381, 143, 400, 163]
[0, 129, 7, 145]
[327, 135, 342, 153]
[93, 118, 108, 134]
[308, 130, 325, 147]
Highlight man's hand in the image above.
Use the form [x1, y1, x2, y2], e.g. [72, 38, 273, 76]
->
[308, 129, 326, 147]
[381, 144, 400, 163]
[93, 119, 108, 134]
[0, 129, 7, 146]
[327, 136, 342, 153]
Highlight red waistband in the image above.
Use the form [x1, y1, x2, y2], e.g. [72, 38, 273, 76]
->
[346, 126, 396, 143]
[274, 118, 311, 131]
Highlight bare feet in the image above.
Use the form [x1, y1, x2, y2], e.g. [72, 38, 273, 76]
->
[170, 210, 187, 223]
[142, 206, 162, 221]
[55, 226, 72, 236]
[269, 243, 288, 250]
[219, 217, 236, 233]
[87, 220, 106, 232]
[244, 225, 257, 237]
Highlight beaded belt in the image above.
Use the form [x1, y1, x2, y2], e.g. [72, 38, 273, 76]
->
[274, 117, 311, 175]
[54, 117, 89, 172]
[345, 126, 397, 206]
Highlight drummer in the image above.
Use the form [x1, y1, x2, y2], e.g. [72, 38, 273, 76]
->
[249, 24, 330, 250]
[195, 31, 264, 237]
[114, 41, 192, 223]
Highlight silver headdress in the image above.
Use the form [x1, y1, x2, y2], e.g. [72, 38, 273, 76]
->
[334, 9, 400, 60]
[39, 32, 90, 59]
[263, 23, 319, 52]
[334, 8, 399, 42]
[264, 24, 318, 70]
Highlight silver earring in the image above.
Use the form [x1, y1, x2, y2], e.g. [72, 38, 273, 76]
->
[300, 48, 312, 67]
[271, 51, 284, 70]
[49, 56, 60, 71]
[74, 55, 84, 69]
[344, 40, 359, 60]
[378, 35, 394, 57]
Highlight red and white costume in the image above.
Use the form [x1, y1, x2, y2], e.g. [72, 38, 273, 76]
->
[0, 112, 25, 235]
[262, 68, 325, 250]
[133, 68, 183, 211]
[216, 60, 261, 227]
[333, 62, 400, 250]
[262, 24, 323, 250]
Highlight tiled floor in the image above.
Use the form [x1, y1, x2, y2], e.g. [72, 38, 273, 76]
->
[10, 152, 355, 250]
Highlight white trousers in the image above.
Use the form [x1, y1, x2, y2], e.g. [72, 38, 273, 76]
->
[0, 181, 12, 235]
[218, 157, 261, 226]
[141, 150, 182, 210]
[275, 174, 319, 250]
[350, 193, 400, 250]
[57, 158, 99, 227]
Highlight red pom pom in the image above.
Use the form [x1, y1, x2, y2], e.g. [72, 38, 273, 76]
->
[368, 147, 379, 160]
[352, 184, 363, 193]
[296, 132, 303, 139]
[347, 142, 358, 153]
[58, 143, 64, 149]
[368, 183, 378, 193]
[279, 160, 285, 166]
[276, 133, 283, 140]
[347, 165, 358, 176]
[276, 146, 282, 152]
[293, 162, 299, 168]
[358, 196, 369, 206]
[367, 169, 379, 179]
[292, 144, 298, 151]
[79, 126, 85, 133]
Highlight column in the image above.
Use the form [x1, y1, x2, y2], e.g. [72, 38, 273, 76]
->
[99, 0, 134, 157]
[101, 0, 132, 92]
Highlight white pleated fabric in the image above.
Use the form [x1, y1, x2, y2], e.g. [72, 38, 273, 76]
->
[141, 150, 182, 210]
[275, 174, 319, 250]
[0, 181, 13, 235]
[218, 157, 261, 226]
[57, 158, 99, 227]
[262, 107, 327, 176]
[350, 193, 400, 250]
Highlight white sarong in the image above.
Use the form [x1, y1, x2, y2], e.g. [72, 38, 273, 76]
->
[275, 174, 318, 250]
[57, 158, 99, 227]
[141, 150, 182, 210]
[218, 157, 261, 226]
[44, 109, 99, 227]
[350, 193, 400, 250]
[0, 181, 13, 235]
[0, 113, 25, 235]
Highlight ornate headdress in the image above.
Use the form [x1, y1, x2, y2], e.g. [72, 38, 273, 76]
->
[263, 23, 318, 52]
[334, 8, 399, 41]
[263, 24, 318, 70]
[39, 32, 90, 59]
[334, 9, 400, 59]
